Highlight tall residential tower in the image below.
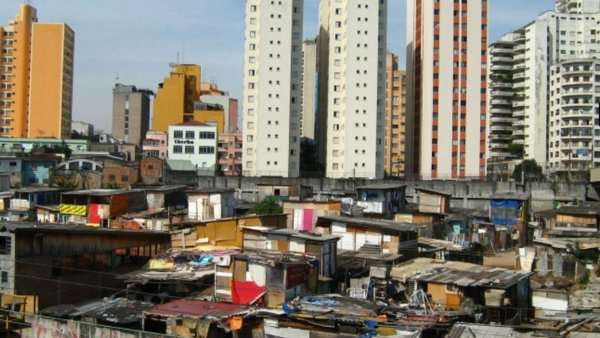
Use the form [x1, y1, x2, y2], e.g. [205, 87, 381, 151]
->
[0, 4, 74, 139]
[242, 0, 304, 177]
[321, 0, 387, 179]
[384, 52, 407, 178]
[406, 0, 488, 180]
[487, 0, 600, 180]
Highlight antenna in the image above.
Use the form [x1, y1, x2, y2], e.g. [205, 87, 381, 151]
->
[182, 43, 185, 64]
[115, 73, 120, 83]
[176, 51, 180, 65]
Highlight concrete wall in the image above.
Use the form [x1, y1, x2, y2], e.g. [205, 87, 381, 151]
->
[195, 176, 592, 214]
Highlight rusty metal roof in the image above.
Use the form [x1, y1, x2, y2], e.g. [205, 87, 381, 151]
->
[144, 299, 248, 319]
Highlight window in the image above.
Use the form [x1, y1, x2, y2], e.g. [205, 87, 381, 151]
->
[121, 175, 129, 182]
[0, 237, 10, 255]
[1, 271, 7, 284]
[173, 130, 184, 139]
[185, 131, 195, 139]
[185, 146, 194, 154]
[199, 146, 215, 154]
[173, 145, 183, 154]
[199, 131, 216, 139]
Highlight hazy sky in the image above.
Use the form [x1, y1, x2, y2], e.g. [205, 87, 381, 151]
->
[2, 0, 554, 132]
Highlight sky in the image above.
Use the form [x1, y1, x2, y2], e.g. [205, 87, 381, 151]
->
[2, 0, 555, 132]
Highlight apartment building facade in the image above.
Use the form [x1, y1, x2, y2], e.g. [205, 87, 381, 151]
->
[406, 0, 488, 180]
[112, 84, 153, 146]
[384, 52, 407, 177]
[322, 0, 387, 179]
[242, 0, 303, 177]
[0, 5, 74, 139]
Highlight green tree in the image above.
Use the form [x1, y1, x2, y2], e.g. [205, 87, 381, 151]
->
[512, 159, 544, 182]
[251, 196, 283, 215]
[507, 143, 524, 159]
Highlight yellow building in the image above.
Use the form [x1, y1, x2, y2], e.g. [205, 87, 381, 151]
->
[193, 102, 225, 134]
[0, 5, 74, 138]
[152, 64, 201, 132]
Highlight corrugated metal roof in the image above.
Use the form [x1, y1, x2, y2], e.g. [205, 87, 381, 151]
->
[318, 215, 416, 233]
[391, 258, 531, 289]
[447, 323, 522, 338]
[145, 299, 248, 319]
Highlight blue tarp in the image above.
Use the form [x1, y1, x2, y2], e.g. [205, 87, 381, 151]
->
[491, 199, 521, 226]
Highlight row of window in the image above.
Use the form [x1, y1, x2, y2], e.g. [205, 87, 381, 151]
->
[172, 130, 215, 140]
[172, 145, 215, 155]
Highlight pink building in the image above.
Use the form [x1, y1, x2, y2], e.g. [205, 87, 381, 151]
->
[218, 132, 242, 176]
[142, 130, 168, 159]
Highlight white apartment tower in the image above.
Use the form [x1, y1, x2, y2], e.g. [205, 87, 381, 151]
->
[242, 0, 303, 177]
[322, 0, 387, 179]
[487, 0, 600, 178]
[406, 0, 488, 180]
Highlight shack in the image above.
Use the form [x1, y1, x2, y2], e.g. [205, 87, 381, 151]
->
[215, 250, 318, 307]
[186, 187, 236, 221]
[355, 183, 406, 219]
[143, 299, 256, 337]
[536, 206, 600, 237]
[0, 222, 170, 308]
[242, 227, 339, 280]
[282, 200, 341, 231]
[171, 214, 288, 249]
[315, 215, 418, 258]
[391, 258, 533, 324]
[490, 193, 529, 246]
[59, 189, 148, 226]
[256, 183, 313, 202]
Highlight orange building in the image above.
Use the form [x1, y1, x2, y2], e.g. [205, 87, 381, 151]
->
[0, 5, 74, 139]
[151, 64, 201, 132]
[384, 52, 407, 177]
[193, 102, 225, 134]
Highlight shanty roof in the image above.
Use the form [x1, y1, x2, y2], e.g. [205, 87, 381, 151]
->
[41, 297, 154, 325]
[415, 187, 452, 197]
[144, 299, 248, 319]
[235, 249, 317, 266]
[0, 222, 169, 237]
[266, 228, 341, 242]
[447, 323, 526, 338]
[14, 187, 63, 194]
[135, 185, 187, 193]
[356, 183, 406, 190]
[555, 206, 600, 217]
[186, 187, 236, 194]
[534, 237, 600, 251]
[391, 258, 532, 289]
[317, 215, 417, 233]
[61, 189, 137, 197]
[418, 237, 465, 252]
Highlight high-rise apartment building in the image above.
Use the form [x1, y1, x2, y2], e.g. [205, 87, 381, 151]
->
[384, 52, 407, 177]
[242, 0, 303, 178]
[0, 5, 74, 139]
[301, 38, 317, 141]
[112, 84, 153, 146]
[321, 0, 387, 179]
[152, 64, 201, 133]
[406, 0, 488, 180]
[487, 0, 600, 179]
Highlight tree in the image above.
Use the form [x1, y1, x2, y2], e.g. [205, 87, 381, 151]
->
[507, 143, 524, 159]
[251, 196, 283, 215]
[512, 159, 544, 183]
